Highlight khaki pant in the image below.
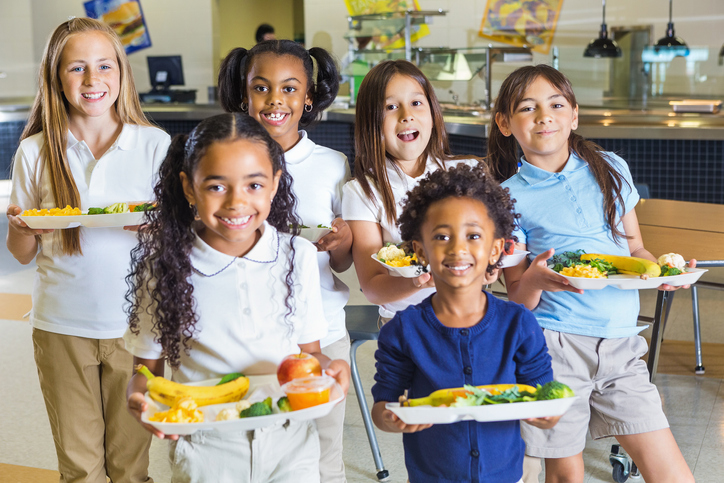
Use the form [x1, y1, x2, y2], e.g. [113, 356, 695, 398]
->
[32, 329, 153, 483]
[318, 332, 351, 483]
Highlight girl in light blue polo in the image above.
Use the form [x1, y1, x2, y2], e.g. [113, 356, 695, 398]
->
[489, 65, 695, 483]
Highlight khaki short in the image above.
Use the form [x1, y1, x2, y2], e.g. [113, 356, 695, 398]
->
[522, 330, 669, 459]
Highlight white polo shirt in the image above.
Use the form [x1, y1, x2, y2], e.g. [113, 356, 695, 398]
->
[10, 124, 171, 339]
[342, 157, 481, 318]
[285, 131, 350, 348]
[123, 223, 328, 383]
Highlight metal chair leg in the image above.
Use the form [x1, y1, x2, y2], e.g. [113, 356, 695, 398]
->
[350, 339, 389, 481]
[647, 291, 672, 382]
[691, 285, 705, 374]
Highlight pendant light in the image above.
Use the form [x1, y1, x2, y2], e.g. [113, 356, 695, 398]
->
[654, 0, 689, 55]
[583, 0, 621, 58]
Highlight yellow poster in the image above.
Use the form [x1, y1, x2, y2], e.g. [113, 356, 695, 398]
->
[478, 0, 563, 54]
[344, 0, 430, 49]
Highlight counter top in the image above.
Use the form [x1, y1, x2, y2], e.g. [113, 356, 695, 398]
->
[1, 97, 723, 140]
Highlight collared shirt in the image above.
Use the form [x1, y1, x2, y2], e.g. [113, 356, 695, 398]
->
[502, 151, 641, 338]
[123, 222, 328, 383]
[342, 157, 481, 318]
[285, 131, 350, 348]
[10, 124, 171, 338]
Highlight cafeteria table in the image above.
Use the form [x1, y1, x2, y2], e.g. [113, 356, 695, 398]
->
[636, 199, 724, 380]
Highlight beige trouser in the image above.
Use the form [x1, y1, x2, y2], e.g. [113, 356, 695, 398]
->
[318, 332, 351, 483]
[32, 329, 153, 483]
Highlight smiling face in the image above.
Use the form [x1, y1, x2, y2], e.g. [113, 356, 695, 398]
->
[181, 139, 281, 257]
[245, 53, 311, 152]
[496, 76, 578, 172]
[412, 196, 504, 292]
[58, 31, 120, 123]
[382, 74, 433, 170]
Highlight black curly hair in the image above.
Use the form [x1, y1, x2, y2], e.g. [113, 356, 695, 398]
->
[218, 39, 339, 128]
[398, 164, 518, 274]
[125, 113, 301, 369]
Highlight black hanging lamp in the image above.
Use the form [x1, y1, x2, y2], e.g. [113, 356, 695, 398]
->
[583, 0, 621, 58]
[654, 0, 689, 55]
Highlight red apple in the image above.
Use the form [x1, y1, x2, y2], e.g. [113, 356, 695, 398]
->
[277, 352, 322, 386]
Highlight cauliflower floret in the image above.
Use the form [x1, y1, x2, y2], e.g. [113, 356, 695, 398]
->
[377, 244, 406, 262]
[657, 253, 686, 271]
[236, 400, 252, 412]
[215, 407, 241, 421]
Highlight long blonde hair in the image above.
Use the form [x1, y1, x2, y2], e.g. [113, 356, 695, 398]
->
[22, 17, 152, 255]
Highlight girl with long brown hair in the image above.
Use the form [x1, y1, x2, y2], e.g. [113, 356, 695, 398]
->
[6, 18, 170, 482]
[490, 64, 694, 483]
[342, 60, 483, 321]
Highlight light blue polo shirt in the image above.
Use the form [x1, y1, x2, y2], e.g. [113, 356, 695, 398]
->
[502, 151, 642, 338]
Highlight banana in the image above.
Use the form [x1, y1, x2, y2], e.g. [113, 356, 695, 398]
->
[402, 383, 536, 407]
[136, 365, 249, 407]
[580, 254, 661, 278]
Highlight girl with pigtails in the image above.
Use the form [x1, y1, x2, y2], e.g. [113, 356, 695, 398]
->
[125, 113, 350, 482]
[218, 40, 353, 482]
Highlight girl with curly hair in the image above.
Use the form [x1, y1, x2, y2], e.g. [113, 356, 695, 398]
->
[370, 163, 557, 483]
[218, 41, 353, 481]
[124, 113, 350, 482]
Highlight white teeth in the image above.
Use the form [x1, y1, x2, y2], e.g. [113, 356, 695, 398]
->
[221, 215, 251, 225]
[398, 129, 417, 135]
[266, 113, 287, 121]
[82, 93, 104, 99]
[448, 265, 470, 271]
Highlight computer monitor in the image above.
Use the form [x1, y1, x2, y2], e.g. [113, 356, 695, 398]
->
[147, 55, 184, 92]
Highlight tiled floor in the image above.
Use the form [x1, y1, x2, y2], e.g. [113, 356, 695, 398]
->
[2, 180, 724, 482]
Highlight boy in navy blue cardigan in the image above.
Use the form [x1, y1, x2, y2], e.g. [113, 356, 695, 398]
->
[371, 165, 558, 483]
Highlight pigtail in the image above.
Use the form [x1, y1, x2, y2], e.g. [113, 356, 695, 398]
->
[300, 47, 340, 127]
[126, 133, 198, 369]
[486, 122, 520, 183]
[569, 133, 631, 244]
[218, 47, 250, 113]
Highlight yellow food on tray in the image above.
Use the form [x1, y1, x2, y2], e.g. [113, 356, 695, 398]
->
[22, 205, 82, 216]
[149, 396, 204, 423]
[560, 265, 606, 279]
[377, 244, 418, 267]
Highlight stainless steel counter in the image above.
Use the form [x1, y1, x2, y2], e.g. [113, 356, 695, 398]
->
[1, 97, 723, 140]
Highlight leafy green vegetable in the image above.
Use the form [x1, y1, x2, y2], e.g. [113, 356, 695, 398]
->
[133, 202, 155, 212]
[216, 372, 245, 385]
[87, 207, 105, 215]
[536, 381, 575, 400]
[317, 224, 332, 229]
[660, 265, 683, 277]
[550, 250, 617, 275]
[450, 385, 537, 407]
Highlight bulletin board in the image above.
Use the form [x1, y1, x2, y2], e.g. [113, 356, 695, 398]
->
[84, 0, 152, 54]
[478, 0, 563, 54]
[344, 0, 430, 49]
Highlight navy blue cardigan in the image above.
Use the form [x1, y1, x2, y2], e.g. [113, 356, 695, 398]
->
[372, 293, 553, 483]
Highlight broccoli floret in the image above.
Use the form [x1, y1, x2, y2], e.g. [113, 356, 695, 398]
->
[536, 381, 575, 400]
[240, 401, 273, 418]
[277, 396, 292, 413]
[87, 207, 105, 215]
[133, 202, 156, 212]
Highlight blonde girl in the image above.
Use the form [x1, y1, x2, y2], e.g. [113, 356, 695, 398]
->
[6, 18, 170, 482]
[343, 59, 482, 321]
[490, 64, 694, 483]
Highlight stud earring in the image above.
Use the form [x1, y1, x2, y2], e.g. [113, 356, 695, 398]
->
[189, 202, 200, 220]
[240, 102, 248, 112]
[304, 104, 313, 112]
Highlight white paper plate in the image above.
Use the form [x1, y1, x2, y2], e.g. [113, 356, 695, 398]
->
[142, 375, 344, 436]
[386, 396, 577, 425]
[19, 211, 145, 229]
[549, 267, 707, 290]
[299, 227, 332, 243]
[371, 253, 429, 278]
[500, 250, 529, 268]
